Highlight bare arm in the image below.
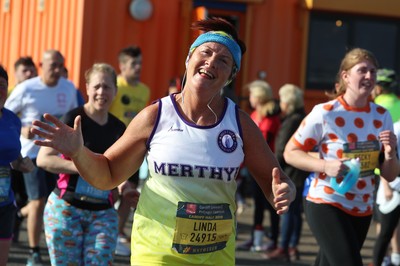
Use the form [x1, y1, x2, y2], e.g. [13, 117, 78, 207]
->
[284, 141, 348, 178]
[239, 110, 295, 214]
[36, 146, 78, 174]
[284, 130, 399, 181]
[379, 130, 399, 183]
[284, 141, 325, 173]
[380, 177, 394, 201]
[31, 103, 158, 190]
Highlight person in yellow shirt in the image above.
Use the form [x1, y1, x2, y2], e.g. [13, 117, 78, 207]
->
[110, 45, 150, 127]
[109, 45, 150, 256]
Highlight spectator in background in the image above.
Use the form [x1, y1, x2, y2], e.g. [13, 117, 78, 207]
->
[0, 65, 34, 265]
[265, 84, 309, 261]
[5, 49, 78, 266]
[237, 80, 281, 252]
[109, 45, 151, 256]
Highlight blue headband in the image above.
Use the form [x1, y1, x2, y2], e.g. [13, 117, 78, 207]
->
[189, 31, 242, 71]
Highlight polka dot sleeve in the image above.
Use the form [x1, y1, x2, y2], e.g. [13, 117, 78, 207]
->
[291, 104, 324, 152]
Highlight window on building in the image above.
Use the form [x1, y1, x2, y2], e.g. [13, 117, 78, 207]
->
[306, 12, 400, 91]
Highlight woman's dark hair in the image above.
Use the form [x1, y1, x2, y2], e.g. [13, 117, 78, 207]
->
[191, 17, 246, 56]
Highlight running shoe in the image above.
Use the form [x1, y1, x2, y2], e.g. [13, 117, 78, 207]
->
[26, 252, 44, 266]
[118, 232, 131, 243]
[115, 237, 131, 256]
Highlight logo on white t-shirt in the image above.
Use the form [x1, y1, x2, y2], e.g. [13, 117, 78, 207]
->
[217, 130, 237, 153]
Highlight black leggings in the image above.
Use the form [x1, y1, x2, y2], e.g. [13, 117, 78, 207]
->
[373, 204, 400, 266]
[305, 201, 371, 266]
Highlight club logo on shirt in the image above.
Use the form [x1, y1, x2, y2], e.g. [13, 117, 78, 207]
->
[57, 93, 67, 108]
[217, 130, 237, 153]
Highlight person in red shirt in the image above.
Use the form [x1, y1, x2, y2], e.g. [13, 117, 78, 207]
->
[237, 80, 281, 252]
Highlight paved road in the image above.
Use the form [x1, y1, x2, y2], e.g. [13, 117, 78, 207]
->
[8, 199, 376, 265]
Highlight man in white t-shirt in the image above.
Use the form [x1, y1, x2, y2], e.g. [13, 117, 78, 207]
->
[9, 56, 39, 244]
[5, 49, 78, 266]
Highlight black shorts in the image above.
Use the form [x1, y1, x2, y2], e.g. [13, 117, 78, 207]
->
[0, 202, 17, 239]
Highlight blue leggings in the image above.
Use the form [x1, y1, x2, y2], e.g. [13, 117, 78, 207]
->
[44, 192, 118, 265]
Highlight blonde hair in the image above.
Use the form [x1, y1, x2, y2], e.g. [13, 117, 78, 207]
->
[327, 48, 379, 99]
[247, 80, 277, 115]
[279, 84, 304, 115]
[84, 63, 117, 87]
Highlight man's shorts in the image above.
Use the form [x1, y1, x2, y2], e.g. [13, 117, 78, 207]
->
[23, 160, 57, 200]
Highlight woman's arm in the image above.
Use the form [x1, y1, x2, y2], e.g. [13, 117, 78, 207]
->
[31, 103, 158, 190]
[380, 177, 394, 201]
[284, 141, 347, 178]
[239, 110, 295, 214]
[284, 141, 325, 174]
[379, 130, 399, 183]
[36, 146, 78, 174]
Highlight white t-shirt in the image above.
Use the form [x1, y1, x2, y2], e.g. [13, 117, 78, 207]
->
[292, 95, 393, 216]
[5, 76, 78, 158]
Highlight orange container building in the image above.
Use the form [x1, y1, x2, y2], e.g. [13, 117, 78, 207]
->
[1, 0, 400, 112]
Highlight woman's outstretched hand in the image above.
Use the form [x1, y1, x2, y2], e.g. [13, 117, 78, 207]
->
[31, 113, 84, 159]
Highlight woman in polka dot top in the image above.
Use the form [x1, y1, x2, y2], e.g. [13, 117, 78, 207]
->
[284, 47, 399, 266]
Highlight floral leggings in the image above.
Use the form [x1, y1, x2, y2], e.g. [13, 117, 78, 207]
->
[44, 192, 118, 265]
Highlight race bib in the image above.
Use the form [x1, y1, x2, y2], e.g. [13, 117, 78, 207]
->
[343, 140, 380, 177]
[172, 202, 232, 254]
[75, 176, 109, 200]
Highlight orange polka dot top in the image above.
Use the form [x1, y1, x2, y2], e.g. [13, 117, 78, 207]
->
[292, 95, 393, 216]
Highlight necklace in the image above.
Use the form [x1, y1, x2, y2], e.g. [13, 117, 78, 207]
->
[180, 91, 218, 125]
[181, 97, 199, 124]
[187, 115, 198, 124]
